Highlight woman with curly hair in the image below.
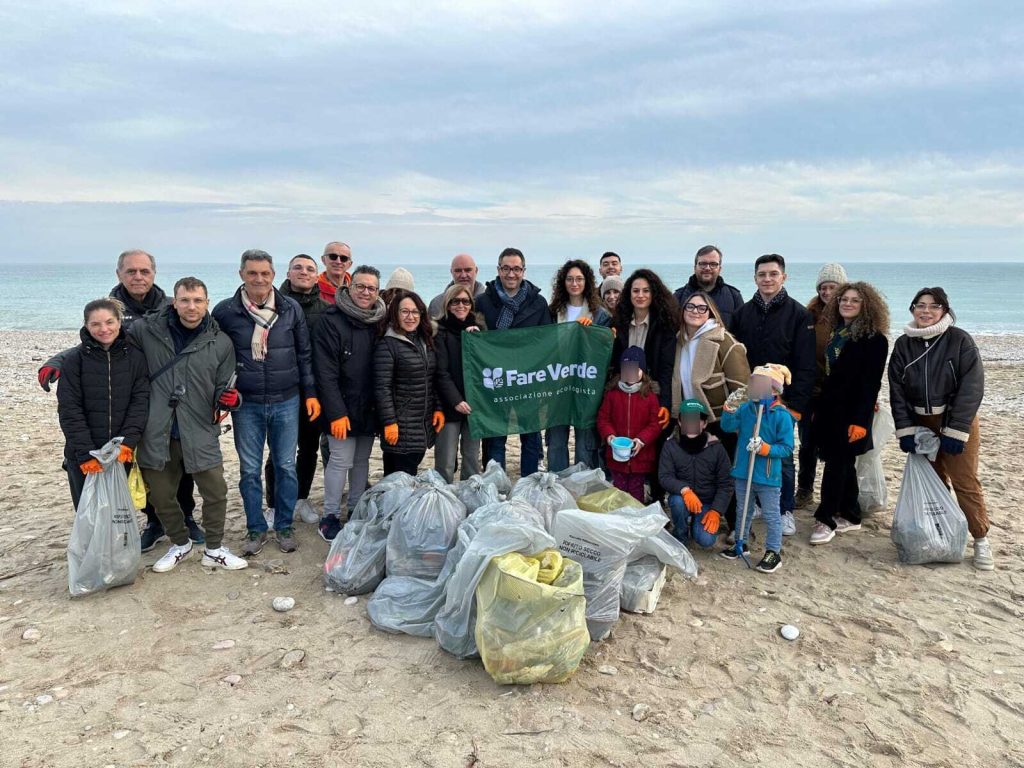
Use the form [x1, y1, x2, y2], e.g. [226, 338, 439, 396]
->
[374, 290, 444, 476]
[546, 260, 611, 471]
[809, 282, 890, 545]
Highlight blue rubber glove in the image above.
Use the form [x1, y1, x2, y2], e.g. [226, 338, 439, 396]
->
[899, 435, 916, 453]
[940, 435, 965, 455]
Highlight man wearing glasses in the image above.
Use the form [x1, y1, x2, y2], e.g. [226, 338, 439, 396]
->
[674, 245, 745, 327]
[427, 253, 485, 318]
[475, 248, 553, 477]
[317, 241, 353, 304]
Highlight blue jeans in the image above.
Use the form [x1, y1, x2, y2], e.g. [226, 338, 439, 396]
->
[483, 432, 541, 477]
[735, 479, 782, 553]
[545, 425, 600, 473]
[667, 495, 718, 549]
[232, 396, 299, 533]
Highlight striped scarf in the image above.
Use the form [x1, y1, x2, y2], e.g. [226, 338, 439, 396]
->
[241, 288, 278, 361]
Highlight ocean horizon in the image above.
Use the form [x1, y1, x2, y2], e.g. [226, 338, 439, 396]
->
[2, 260, 1020, 334]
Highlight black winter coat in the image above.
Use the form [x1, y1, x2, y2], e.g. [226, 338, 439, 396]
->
[813, 331, 888, 461]
[213, 287, 316, 405]
[313, 305, 379, 437]
[729, 292, 816, 416]
[673, 276, 745, 328]
[57, 328, 150, 464]
[279, 279, 328, 335]
[888, 324, 983, 443]
[374, 329, 438, 454]
[611, 314, 677, 409]
[476, 280, 553, 330]
[434, 315, 484, 423]
[657, 432, 734, 512]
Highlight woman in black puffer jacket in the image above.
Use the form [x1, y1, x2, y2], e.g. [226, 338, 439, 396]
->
[57, 298, 150, 509]
[374, 291, 444, 476]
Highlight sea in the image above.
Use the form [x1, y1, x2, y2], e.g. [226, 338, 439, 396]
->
[1, 261, 1020, 334]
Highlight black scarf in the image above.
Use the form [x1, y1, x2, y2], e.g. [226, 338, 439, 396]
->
[438, 313, 480, 333]
[679, 431, 708, 455]
[753, 287, 789, 315]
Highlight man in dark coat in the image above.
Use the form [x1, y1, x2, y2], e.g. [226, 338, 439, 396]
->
[673, 245, 745, 328]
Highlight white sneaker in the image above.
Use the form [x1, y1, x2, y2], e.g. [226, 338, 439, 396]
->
[781, 512, 797, 536]
[809, 522, 835, 545]
[201, 546, 249, 570]
[264, 507, 275, 528]
[296, 499, 320, 525]
[152, 541, 193, 573]
[834, 517, 862, 534]
[973, 537, 995, 571]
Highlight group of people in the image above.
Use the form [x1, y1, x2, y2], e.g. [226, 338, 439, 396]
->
[43, 243, 995, 576]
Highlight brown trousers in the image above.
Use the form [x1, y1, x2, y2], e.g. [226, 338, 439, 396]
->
[915, 414, 989, 539]
[142, 439, 228, 550]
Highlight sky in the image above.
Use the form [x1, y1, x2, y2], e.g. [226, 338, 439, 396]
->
[1, 0, 1022, 265]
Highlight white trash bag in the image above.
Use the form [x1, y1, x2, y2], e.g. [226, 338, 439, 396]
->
[67, 438, 141, 597]
[891, 428, 969, 565]
[477, 459, 513, 497]
[856, 407, 895, 514]
[510, 472, 577, 531]
[556, 466, 613, 500]
[386, 485, 466, 578]
[551, 504, 667, 641]
[454, 475, 502, 514]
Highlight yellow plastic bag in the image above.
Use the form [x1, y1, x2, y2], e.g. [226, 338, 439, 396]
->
[127, 461, 147, 510]
[475, 550, 590, 685]
[577, 487, 644, 513]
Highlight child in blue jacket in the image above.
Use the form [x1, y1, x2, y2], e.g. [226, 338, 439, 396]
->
[720, 363, 795, 573]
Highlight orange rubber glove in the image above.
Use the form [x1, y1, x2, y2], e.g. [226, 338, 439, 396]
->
[848, 425, 867, 443]
[305, 397, 321, 421]
[331, 416, 350, 441]
[757, 442, 772, 457]
[702, 509, 721, 535]
[118, 445, 134, 463]
[80, 459, 103, 474]
[384, 423, 399, 445]
[432, 410, 445, 433]
[576, 316, 593, 327]
[682, 488, 702, 514]
[657, 407, 670, 428]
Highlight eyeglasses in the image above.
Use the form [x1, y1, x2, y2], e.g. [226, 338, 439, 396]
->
[839, 297, 862, 305]
[448, 297, 472, 307]
[351, 283, 378, 293]
[399, 309, 421, 318]
[683, 303, 710, 314]
[499, 266, 524, 275]
[565, 276, 585, 284]
[696, 261, 720, 269]
[913, 302, 943, 311]
[325, 253, 351, 263]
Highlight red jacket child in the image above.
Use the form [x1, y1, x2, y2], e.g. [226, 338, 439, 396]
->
[596, 347, 663, 476]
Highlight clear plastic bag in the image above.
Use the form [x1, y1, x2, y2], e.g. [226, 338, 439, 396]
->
[415, 467, 450, 490]
[891, 430, 968, 565]
[557, 467, 613, 500]
[366, 573, 446, 636]
[67, 438, 141, 597]
[349, 471, 417, 522]
[477, 459, 512, 497]
[475, 552, 589, 685]
[620, 556, 667, 614]
[856, 407, 895, 514]
[509, 472, 577, 531]
[434, 501, 553, 659]
[454, 475, 502, 514]
[386, 485, 466, 578]
[550, 504, 667, 640]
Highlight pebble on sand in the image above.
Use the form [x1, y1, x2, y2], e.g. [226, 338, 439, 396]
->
[22, 628, 41, 642]
[780, 624, 800, 641]
[344, 596, 358, 606]
[212, 639, 236, 650]
[280, 649, 305, 669]
[272, 596, 296, 613]
[222, 674, 242, 686]
[632, 703, 651, 722]
[598, 665, 618, 676]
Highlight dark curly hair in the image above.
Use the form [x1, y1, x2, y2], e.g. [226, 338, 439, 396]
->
[382, 290, 434, 348]
[821, 281, 890, 341]
[613, 268, 679, 336]
[549, 259, 602, 318]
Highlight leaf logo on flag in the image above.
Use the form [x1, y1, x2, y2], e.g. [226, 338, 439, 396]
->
[482, 367, 503, 390]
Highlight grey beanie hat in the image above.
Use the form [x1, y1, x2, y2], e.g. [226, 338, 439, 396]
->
[816, 262, 848, 289]
[385, 267, 415, 292]
[600, 276, 624, 297]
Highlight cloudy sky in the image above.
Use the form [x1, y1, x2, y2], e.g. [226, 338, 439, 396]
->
[1, 0, 1021, 264]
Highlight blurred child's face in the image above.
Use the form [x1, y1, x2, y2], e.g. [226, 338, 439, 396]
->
[748, 374, 774, 401]
[621, 362, 642, 384]
[679, 414, 704, 437]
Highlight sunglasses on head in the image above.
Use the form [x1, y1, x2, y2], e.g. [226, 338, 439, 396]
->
[325, 253, 351, 263]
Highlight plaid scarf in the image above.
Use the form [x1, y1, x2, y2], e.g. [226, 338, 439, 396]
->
[241, 288, 278, 361]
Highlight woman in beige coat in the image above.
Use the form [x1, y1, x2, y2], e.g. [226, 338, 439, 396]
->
[672, 291, 750, 531]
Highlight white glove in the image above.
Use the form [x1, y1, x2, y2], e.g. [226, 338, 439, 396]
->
[630, 438, 644, 457]
[747, 436, 764, 454]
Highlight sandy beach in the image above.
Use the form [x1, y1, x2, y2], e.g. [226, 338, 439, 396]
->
[1, 329, 1022, 768]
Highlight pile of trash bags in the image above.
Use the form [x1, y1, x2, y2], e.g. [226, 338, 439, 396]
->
[891, 428, 969, 565]
[324, 460, 699, 684]
[67, 438, 141, 597]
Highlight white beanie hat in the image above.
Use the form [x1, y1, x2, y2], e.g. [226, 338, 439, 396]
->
[385, 267, 415, 292]
[816, 262, 848, 289]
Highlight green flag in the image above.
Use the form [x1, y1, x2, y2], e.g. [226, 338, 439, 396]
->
[462, 323, 614, 440]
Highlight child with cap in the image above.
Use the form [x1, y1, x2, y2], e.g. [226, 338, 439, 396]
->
[719, 363, 796, 573]
[658, 399, 733, 548]
[596, 346, 663, 502]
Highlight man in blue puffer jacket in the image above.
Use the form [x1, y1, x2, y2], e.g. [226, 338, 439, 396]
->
[213, 250, 319, 557]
